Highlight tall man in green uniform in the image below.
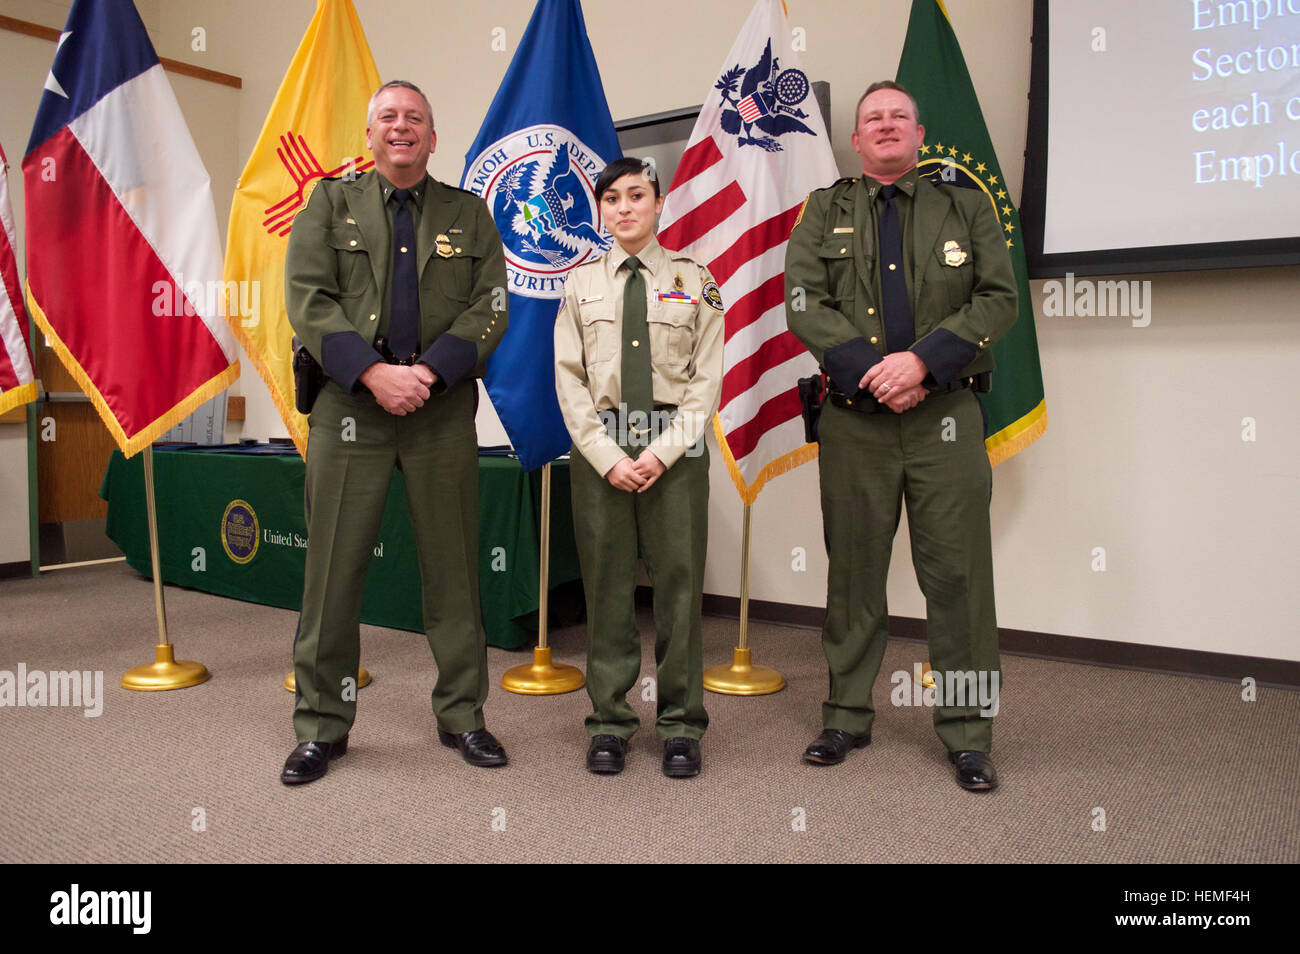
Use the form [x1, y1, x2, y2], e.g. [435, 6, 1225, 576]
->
[785, 81, 1017, 791]
[280, 81, 509, 784]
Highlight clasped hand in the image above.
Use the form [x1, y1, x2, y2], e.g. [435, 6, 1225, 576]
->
[360, 362, 439, 415]
[605, 451, 665, 493]
[860, 351, 928, 414]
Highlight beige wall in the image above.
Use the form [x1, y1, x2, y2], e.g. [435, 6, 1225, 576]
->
[3, 1, 1297, 662]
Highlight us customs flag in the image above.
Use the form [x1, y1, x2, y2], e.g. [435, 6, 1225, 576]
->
[22, 0, 238, 457]
[224, 0, 380, 456]
[461, 0, 620, 471]
[657, 0, 838, 504]
[898, 0, 1047, 463]
[0, 142, 36, 416]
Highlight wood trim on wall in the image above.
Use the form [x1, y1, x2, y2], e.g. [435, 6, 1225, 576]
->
[0, 14, 242, 89]
[697, 592, 1300, 689]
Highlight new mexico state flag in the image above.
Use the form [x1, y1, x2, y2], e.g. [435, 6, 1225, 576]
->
[223, 0, 380, 455]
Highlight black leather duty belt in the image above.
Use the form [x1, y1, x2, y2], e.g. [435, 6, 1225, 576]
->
[827, 371, 990, 415]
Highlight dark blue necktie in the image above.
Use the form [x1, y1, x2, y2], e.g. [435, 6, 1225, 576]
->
[877, 184, 914, 352]
[389, 188, 419, 362]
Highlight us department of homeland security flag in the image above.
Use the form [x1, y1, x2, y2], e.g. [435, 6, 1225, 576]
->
[461, 0, 620, 471]
[22, 0, 238, 457]
[224, 0, 381, 456]
[0, 142, 37, 416]
[897, 0, 1047, 464]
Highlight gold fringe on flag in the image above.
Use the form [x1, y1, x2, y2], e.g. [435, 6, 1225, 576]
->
[25, 283, 239, 458]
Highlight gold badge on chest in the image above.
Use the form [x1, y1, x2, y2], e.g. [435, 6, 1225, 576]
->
[943, 240, 968, 267]
[435, 233, 454, 259]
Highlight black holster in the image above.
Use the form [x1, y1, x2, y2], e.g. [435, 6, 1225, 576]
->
[292, 337, 325, 414]
[797, 372, 828, 444]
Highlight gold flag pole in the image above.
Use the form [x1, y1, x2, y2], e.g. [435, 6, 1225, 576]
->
[121, 445, 210, 690]
[502, 460, 584, 694]
[704, 502, 784, 695]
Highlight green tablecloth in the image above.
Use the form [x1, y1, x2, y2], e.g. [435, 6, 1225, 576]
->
[100, 447, 581, 649]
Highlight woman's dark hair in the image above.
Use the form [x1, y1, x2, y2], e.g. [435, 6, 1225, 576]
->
[594, 157, 660, 200]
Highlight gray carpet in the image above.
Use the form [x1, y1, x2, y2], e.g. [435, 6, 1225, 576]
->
[2, 562, 1296, 863]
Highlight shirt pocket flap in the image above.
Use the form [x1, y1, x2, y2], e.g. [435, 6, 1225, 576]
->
[648, 303, 694, 327]
[579, 301, 616, 325]
[326, 227, 365, 252]
[578, 301, 616, 364]
[818, 238, 854, 259]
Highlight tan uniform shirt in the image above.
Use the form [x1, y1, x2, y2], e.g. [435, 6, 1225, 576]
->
[554, 237, 724, 478]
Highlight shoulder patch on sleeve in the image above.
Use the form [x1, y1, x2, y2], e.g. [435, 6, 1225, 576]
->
[702, 281, 723, 312]
[296, 176, 326, 216]
[792, 195, 811, 230]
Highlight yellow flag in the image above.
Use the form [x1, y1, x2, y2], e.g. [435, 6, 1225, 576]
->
[223, 0, 381, 454]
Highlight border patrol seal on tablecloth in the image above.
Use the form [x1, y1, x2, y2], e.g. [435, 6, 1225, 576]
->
[221, 499, 259, 564]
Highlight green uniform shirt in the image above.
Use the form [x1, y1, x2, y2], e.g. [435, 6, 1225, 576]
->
[784, 166, 1017, 395]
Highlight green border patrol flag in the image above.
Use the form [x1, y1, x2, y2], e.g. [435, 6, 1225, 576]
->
[897, 0, 1047, 464]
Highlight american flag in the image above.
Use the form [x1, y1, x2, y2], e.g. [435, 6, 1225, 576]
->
[0, 141, 37, 416]
[658, 0, 839, 504]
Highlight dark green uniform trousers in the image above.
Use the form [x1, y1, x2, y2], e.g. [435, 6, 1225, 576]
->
[292, 381, 487, 743]
[817, 388, 999, 752]
[570, 444, 710, 741]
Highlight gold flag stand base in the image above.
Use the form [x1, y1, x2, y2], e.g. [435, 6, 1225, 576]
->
[121, 643, 211, 691]
[704, 646, 785, 696]
[283, 669, 372, 693]
[502, 464, 585, 696]
[704, 504, 785, 696]
[121, 447, 210, 693]
[917, 663, 935, 688]
[501, 646, 585, 695]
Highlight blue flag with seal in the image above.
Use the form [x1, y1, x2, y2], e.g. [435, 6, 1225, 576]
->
[462, 0, 620, 472]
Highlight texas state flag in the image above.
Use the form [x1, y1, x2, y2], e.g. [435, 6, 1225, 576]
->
[23, 0, 238, 457]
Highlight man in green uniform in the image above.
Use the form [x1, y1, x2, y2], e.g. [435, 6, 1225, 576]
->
[785, 81, 1017, 791]
[280, 81, 509, 785]
[554, 158, 724, 778]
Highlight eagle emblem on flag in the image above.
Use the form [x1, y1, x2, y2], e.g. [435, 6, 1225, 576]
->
[466, 129, 610, 299]
[716, 39, 815, 152]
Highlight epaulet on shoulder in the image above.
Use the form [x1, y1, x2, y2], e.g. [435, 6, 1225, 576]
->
[438, 180, 480, 199]
[814, 175, 857, 194]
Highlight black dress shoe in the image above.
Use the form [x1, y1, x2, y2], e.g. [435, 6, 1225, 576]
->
[438, 728, 508, 767]
[280, 737, 347, 785]
[949, 750, 998, 791]
[586, 735, 628, 775]
[802, 728, 871, 765]
[662, 737, 701, 778]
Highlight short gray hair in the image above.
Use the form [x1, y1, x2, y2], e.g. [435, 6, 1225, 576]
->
[855, 80, 920, 126]
[367, 80, 434, 129]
